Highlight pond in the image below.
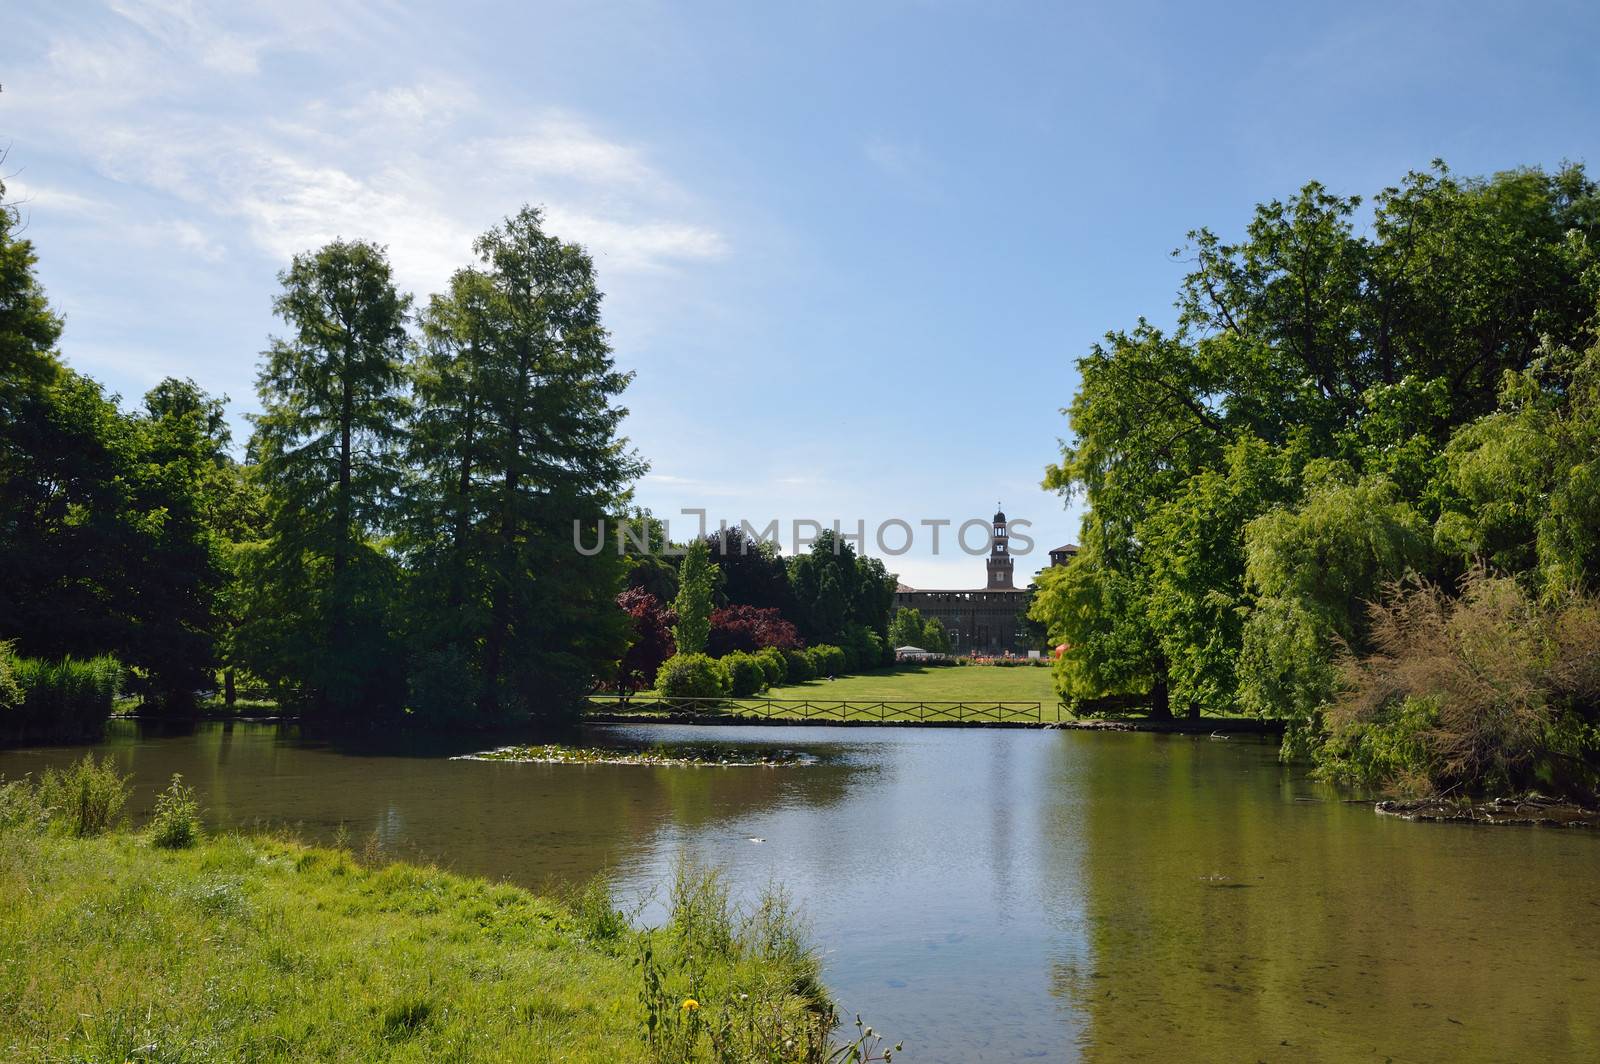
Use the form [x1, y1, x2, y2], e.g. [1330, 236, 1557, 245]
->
[3, 720, 1597, 1062]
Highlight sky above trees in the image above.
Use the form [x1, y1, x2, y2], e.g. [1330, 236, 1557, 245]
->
[5, 0, 1599, 588]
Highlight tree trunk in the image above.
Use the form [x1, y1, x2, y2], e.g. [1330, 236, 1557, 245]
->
[323, 371, 354, 718]
[335, 380, 353, 581]
[224, 667, 236, 708]
[449, 421, 475, 611]
[1148, 673, 1172, 719]
[480, 346, 533, 720]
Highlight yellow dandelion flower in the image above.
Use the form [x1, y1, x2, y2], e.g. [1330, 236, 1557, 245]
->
[681, 998, 700, 1012]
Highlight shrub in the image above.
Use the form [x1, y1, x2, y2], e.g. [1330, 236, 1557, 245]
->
[0, 642, 22, 713]
[37, 754, 129, 837]
[807, 645, 846, 678]
[782, 648, 815, 683]
[856, 628, 885, 669]
[617, 588, 676, 694]
[148, 773, 203, 849]
[1320, 569, 1600, 798]
[755, 647, 787, 687]
[841, 624, 878, 670]
[656, 653, 729, 701]
[837, 640, 859, 672]
[706, 605, 802, 657]
[722, 652, 768, 698]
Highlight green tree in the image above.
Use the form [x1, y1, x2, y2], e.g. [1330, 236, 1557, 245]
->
[704, 527, 792, 613]
[854, 555, 899, 645]
[246, 239, 412, 720]
[1433, 338, 1600, 594]
[124, 379, 234, 711]
[403, 208, 643, 721]
[673, 538, 717, 656]
[888, 607, 927, 648]
[0, 174, 113, 659]
[0, 182, 224, 707]
[922, 617, 951, 654]
[787, 531, 897, 646]
[1237, 466, 1434, 750]
[1038, 162, 1600, 724]
[1029, 532, 1169, 714]
[1141, 436, 1291, 714]
[0, 178, 62, 404]
[619, 509, 679, 603]
[211, 458, 269, 707]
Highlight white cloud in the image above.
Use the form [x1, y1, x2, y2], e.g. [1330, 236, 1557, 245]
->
[14, 4, 730, 297]
[109, 0, 265, 75]
[3, 180, 112, 219]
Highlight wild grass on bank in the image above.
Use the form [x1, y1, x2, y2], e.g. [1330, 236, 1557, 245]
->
[0, 760, 899, 1063]
[633, 863, 899, 1063]
[35, 753, 129, 836]
[148, 773, 203, 849]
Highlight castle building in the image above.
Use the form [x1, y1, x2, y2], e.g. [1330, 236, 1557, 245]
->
[892, 507, 1035, 656]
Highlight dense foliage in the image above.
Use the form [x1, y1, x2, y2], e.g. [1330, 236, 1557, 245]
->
[1, 179, 236, 712]
[888, 607, 951, 654]
[1032, 161, 1600, 796]
[704, 527, 794, 614]
[1321, 570, 1600, 798]
[617, 588, 677, 695]
[1, 184, 642, 728]
[393, 209, 641, 724]
[708, 605, 803, 656]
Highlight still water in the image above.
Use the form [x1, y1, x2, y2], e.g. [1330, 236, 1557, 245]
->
[3, 720, 1597, 1062]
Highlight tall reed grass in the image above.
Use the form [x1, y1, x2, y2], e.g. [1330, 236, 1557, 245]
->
[0, 641, 121, 744]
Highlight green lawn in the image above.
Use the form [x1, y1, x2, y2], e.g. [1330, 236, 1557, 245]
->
[0, 824, 842, 1063]
[597, 664, 1065, 723]
[766, 663, 1058, 704]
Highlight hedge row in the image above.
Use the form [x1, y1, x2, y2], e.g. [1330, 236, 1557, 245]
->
[656, 638, 890, 700]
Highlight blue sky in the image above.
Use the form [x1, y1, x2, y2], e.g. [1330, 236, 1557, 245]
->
[5, 0, 1598, 588]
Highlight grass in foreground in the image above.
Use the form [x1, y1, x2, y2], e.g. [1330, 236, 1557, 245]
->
[0, 762, 899, 1063]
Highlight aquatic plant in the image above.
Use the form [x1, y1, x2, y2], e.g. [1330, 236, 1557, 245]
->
[458, 743, 809, 768]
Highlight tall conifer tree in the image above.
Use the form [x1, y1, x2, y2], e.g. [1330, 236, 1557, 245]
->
[247, 240, 412, 719]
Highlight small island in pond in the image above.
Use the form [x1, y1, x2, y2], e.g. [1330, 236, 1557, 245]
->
[456, 743, 814, 767]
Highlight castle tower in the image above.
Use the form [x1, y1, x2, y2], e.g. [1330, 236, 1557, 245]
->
[986, 505, 1015, 589]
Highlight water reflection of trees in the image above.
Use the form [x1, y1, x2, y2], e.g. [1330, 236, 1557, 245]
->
[1044, 733, 1600, 1062]
[1, 721, 866, 889]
